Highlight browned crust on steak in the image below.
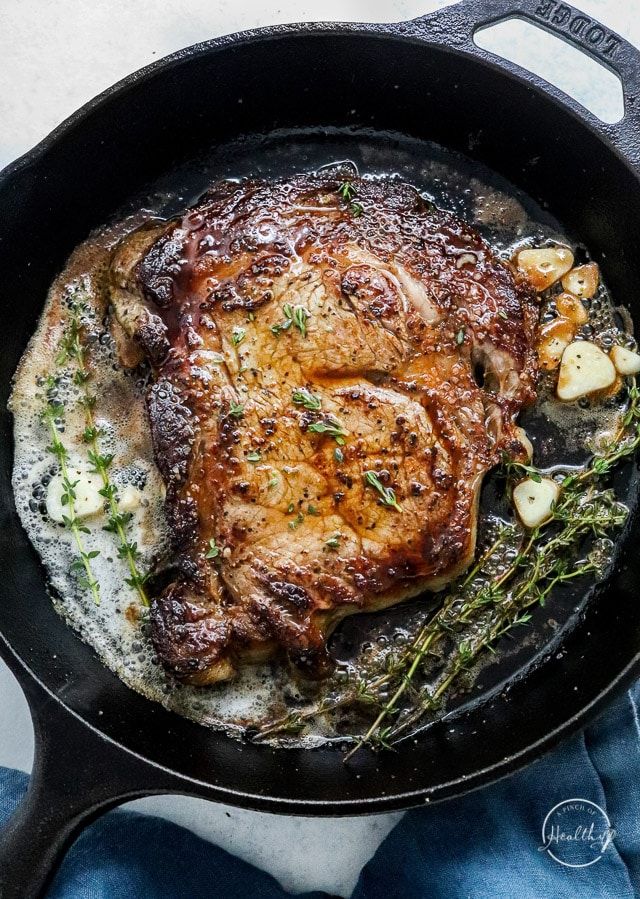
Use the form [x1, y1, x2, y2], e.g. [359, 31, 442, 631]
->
[109, 173, 538, 684]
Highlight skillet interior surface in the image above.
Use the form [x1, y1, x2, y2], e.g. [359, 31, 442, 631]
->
[1, 24, 640, 813]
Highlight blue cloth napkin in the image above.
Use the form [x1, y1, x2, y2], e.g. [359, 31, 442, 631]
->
[2, 682, 639, 897]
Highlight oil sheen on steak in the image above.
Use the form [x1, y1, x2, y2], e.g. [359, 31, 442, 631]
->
[109, 174, 538, 684]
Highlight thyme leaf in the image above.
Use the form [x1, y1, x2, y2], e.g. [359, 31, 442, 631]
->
[308, 417, 348, 445]
[206, 538, 220, 559]
[338, 181, 355, 201]
[338, 181, 364, 217]
[288, 512, 305, 530]
[292, 387, 322, 411]
[292, 307, 309, 337]
[363, 470, 403, 512]
[272, 304, 310, 338]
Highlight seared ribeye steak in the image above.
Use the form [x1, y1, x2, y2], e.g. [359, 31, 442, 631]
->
[109, 174, 538, 684]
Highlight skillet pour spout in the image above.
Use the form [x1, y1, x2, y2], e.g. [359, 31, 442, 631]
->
[2, 2, 640, 897]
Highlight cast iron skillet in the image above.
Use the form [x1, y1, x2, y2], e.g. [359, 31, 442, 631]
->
[1, 1, 640, 895]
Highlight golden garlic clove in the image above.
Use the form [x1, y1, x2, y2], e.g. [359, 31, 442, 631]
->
[538, 317, 577, 371]
[611, 344, 640, 375]
[561, 262, 599, 299]
[557, 341, 616, 401]
[555, 292, 589, 325]
[513, 477, 559, 529]
[517, 246, 574, 291]
[514, 426, 534, 462]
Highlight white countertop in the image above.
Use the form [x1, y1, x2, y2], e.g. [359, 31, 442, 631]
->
[0, 0, 635, 894]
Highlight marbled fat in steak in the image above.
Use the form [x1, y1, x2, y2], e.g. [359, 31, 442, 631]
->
[108, 174, 538, 684]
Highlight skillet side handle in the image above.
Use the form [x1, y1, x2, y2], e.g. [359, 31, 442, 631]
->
[407, 0, 640, 162]
[0, 687, 178, 899]
[0, 752, 115, 899]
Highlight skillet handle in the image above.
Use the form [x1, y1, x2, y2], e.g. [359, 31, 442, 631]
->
[0, 674, 177, 899]
[407, 0, 640, 155]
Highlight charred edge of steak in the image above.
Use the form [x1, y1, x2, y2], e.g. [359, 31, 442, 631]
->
[147, 379, 194, 486]
[151, 570, 338, 683]
[137, 314, 171, 365]
[151, 583, 234, 684]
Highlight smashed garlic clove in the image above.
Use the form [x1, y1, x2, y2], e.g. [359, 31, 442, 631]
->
[513, 477, 559, 529]
[46, 465, 104, 524]
[611, 344, 640, 375]
[538, 318, 576, 371]
[118, 484, 143, 512]
[517, 246, 574, 291]
[557, 341, 616, 401]
[561, 262, 599, 299]
[555, 292, 589, 325]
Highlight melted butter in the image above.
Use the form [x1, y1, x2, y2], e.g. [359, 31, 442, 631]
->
[46, 460, 103, 523]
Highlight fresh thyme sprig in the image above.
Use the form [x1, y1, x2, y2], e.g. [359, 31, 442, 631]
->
[375, 493, 625, 748]
[255, 671, 378, 740]
[41, 379, 101, 605]
[57, 295, 150, 606]
[342, 384, 639, 759]
[259, 380, 640, 756]
[385, 547, 608, 746]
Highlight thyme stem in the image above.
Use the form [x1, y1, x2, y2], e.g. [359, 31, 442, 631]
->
[58, 296, 150, 606]
[343, 629, 437, 761]
[43, 399, 101, 605]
